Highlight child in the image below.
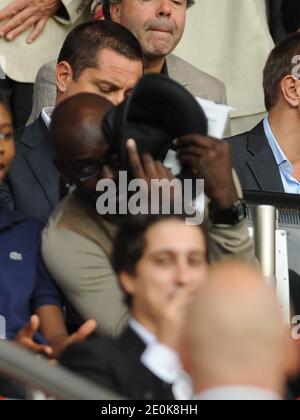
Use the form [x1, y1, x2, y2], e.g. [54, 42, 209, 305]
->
[0, 95, 95, 356]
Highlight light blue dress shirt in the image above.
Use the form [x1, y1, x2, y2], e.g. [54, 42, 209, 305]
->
[263, 117, 300, 194]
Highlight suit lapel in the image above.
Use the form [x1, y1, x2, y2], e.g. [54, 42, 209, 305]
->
[21, 117, 60, 209]
[118, 326, 147, 361]
[246, 122, 284, 193]
[166, 55, 189, 90]
[117, 326, 175, 400]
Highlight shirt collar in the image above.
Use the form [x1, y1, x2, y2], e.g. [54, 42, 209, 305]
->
[0, 204, 27, 230]
[41, 107, 54, 129]
[161, 59, 169, 76]
[263, 117, 289, 167]
[195, 386, 282, 401]
[129, 318, 157, 346]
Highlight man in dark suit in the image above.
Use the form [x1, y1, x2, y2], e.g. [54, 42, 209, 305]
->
[228, 31, 300, 194]
[0, 118, 59, 223]
[60, 213, 208, 400]
[0, 20, 143, 223]
[227, 32, 300, 325]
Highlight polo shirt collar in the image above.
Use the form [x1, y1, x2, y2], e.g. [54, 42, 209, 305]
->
[0, 203, 27, 230]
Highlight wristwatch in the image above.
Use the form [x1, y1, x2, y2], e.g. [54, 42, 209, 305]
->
[209, 199, 247, 225]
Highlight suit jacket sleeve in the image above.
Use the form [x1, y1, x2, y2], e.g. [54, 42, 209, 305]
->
[206, 170, 255, 263]
[55, 0, 91, 25]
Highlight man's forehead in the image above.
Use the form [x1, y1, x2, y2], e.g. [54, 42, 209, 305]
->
[120, 0, 189, 8]
[147, 247, 205, 255]
[69, 124, 110, 155]
[145, 229, 205, 253]
[71, 141, 110, 163]
[96, 48, 143, 75]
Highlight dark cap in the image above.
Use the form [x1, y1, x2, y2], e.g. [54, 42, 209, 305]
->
[102, 73, 208, 170]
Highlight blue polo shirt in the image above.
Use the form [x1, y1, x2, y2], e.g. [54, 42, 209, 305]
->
[0, 206, 63, 340]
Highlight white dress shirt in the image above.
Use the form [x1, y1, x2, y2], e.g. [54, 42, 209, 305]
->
[195, 386, 282, 401]
[263, 117, 300, 194]
[129, 318, 193, 400]
[41, 107, 54, 129]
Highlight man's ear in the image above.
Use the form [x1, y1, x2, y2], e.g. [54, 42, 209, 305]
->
[119, 272, 136, 298]
[110, 3, 121, 23]
[281, 75, 300, 108]
[56, 61, 74, 96]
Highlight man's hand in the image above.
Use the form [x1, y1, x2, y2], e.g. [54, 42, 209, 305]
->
[127, 139, 181, 208]
[14, 315, 53, 356]
[156, 287, 196, 352]
[176, 134, 239, 209]
[49, 319, 97, 359]
[127, 139, 175, 185]
[15, 315, 96, 359]
[0, 0, 61, 43]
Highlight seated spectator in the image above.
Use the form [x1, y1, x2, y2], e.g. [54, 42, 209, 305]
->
[27, 0, 226, 123]
[228, 32, 300, 194]
[0, 20, 143, 223]
[60, 213, 208, 400]
[42, 91, 254, 336]
[183, 261, 300, 400]
[0, 95, 96, 358]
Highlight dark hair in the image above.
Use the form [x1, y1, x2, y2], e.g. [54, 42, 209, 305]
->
[263, 31, 300, 111]
[112, 213, 205, 306]
[105, 0, 194, 20]
[58, 20, 143, 80]
[0, 93, 9, 112]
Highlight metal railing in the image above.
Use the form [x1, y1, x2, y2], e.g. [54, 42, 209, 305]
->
[0, 339, 124, 400]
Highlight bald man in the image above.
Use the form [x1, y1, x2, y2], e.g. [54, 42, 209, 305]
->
[182, 261, 300, 400]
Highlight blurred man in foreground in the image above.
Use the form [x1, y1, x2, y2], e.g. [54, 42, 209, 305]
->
[183, 261, 300, 400]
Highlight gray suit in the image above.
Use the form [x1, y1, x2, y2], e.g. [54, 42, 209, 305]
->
[27, 54, 227, 125]
[27, 62, 58, 125]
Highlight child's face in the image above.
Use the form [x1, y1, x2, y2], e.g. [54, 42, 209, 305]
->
[0, 104, 15, 184]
